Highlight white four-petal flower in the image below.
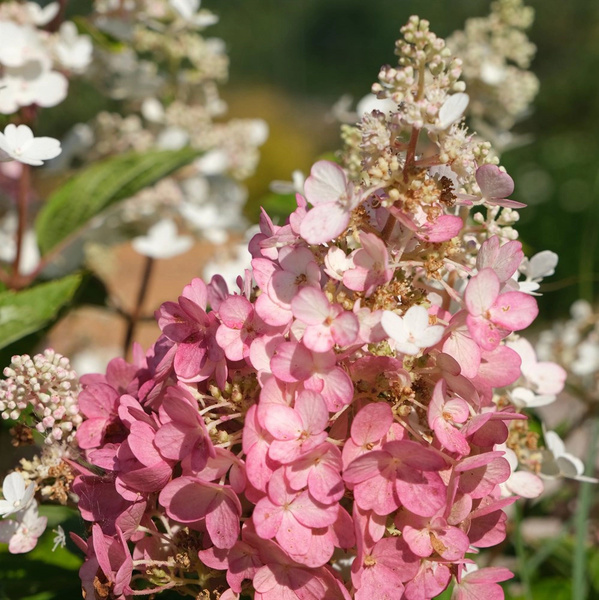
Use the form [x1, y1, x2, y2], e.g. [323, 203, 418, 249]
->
[0, 124, 61, 166]
[0, 472, 35, 518]
[132, 219, 193, 259]
[381, 305, 445, 356]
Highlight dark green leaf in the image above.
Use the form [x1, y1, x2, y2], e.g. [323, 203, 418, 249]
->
[35, 148, 202, 255]
[0, 275, 81, 350]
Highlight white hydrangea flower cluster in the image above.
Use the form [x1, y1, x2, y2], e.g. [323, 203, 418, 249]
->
[447, 0, 539, 151]
[538, 300, 599, 381]
[0, 1, 92, 114]
[0, 349, 82, 444]
[62, 0, 268, 258]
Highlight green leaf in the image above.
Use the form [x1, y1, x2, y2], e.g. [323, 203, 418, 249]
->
[0, 539, 82, 600]
[71, 16, 125, 52]
[0, 275, 81, 350]
[35, 148, 202, 255]
[260, 192, 297, 222]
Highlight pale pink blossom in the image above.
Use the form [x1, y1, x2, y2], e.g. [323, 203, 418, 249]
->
[464, 268, 538, 351]
[452, 566, 513, 600]
[343, 232, 394, 296]
[292, 287, 359, 352]
[474, 164, 525, 208]
[0, 503, 47, 554]
[300, 161, 366, 244]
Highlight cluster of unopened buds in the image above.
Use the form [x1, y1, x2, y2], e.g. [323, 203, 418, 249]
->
[63, 17, 577, 600]
[0, 349, 81, 444]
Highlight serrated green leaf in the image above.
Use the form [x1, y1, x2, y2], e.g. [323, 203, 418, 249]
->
[0, 275, 81, 350]
[35, 148, 201, 255]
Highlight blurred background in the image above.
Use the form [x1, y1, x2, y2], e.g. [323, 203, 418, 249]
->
[36, 0, 599, 331]
[203, 0, 599, 321]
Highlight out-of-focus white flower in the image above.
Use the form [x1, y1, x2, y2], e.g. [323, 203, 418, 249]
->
[195, 149, 229, 175]
[356, 93, 397, 117]
[132, 219, 193, 259]
[0, 22, 41, 68]
[0, 213, 40, 275]
[507, 337, 566, 408]
[246, 119, 269, 146]
[203, 244, 251, 293]
[178, 203, 227, 244]
[517, 250, 558, 294]
[572, 341, 599, 377]
[480, 61, 506, 85]
[270, 170, 305, 195]
[0, 66, 68, 114]
[541, 430, 598, 483]
[0, 472, 35, 518]
[156, 126, 189, 150]
[26, 1, 60, 26]
[169, 0, 218, 26]
[141, 97, 166, 123]
[570, 299, 593, 321]
[0, 124, 61, 166]
[498, 444, 543, 498]
[0, 502, 47, 554]
[54, 22, 93, 72]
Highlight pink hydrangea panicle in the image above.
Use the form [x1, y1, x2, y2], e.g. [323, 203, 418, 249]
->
[63, 16, 560, 598]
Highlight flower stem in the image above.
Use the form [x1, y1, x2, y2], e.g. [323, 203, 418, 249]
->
[11, 164, 30, 288]
[572, 417, 599, 600]
[123, 255, 154, 358]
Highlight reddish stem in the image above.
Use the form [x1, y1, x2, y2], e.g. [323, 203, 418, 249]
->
[123, 255, 155, 358]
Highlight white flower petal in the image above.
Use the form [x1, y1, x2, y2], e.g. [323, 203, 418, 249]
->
[438, 93, 469, 129]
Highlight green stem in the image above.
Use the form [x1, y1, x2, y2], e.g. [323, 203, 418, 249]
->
[572, 417, 599, 600]
[514, 502, 534, 600]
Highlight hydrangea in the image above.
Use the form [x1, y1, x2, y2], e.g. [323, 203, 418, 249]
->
[62, 17, 575, 600]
